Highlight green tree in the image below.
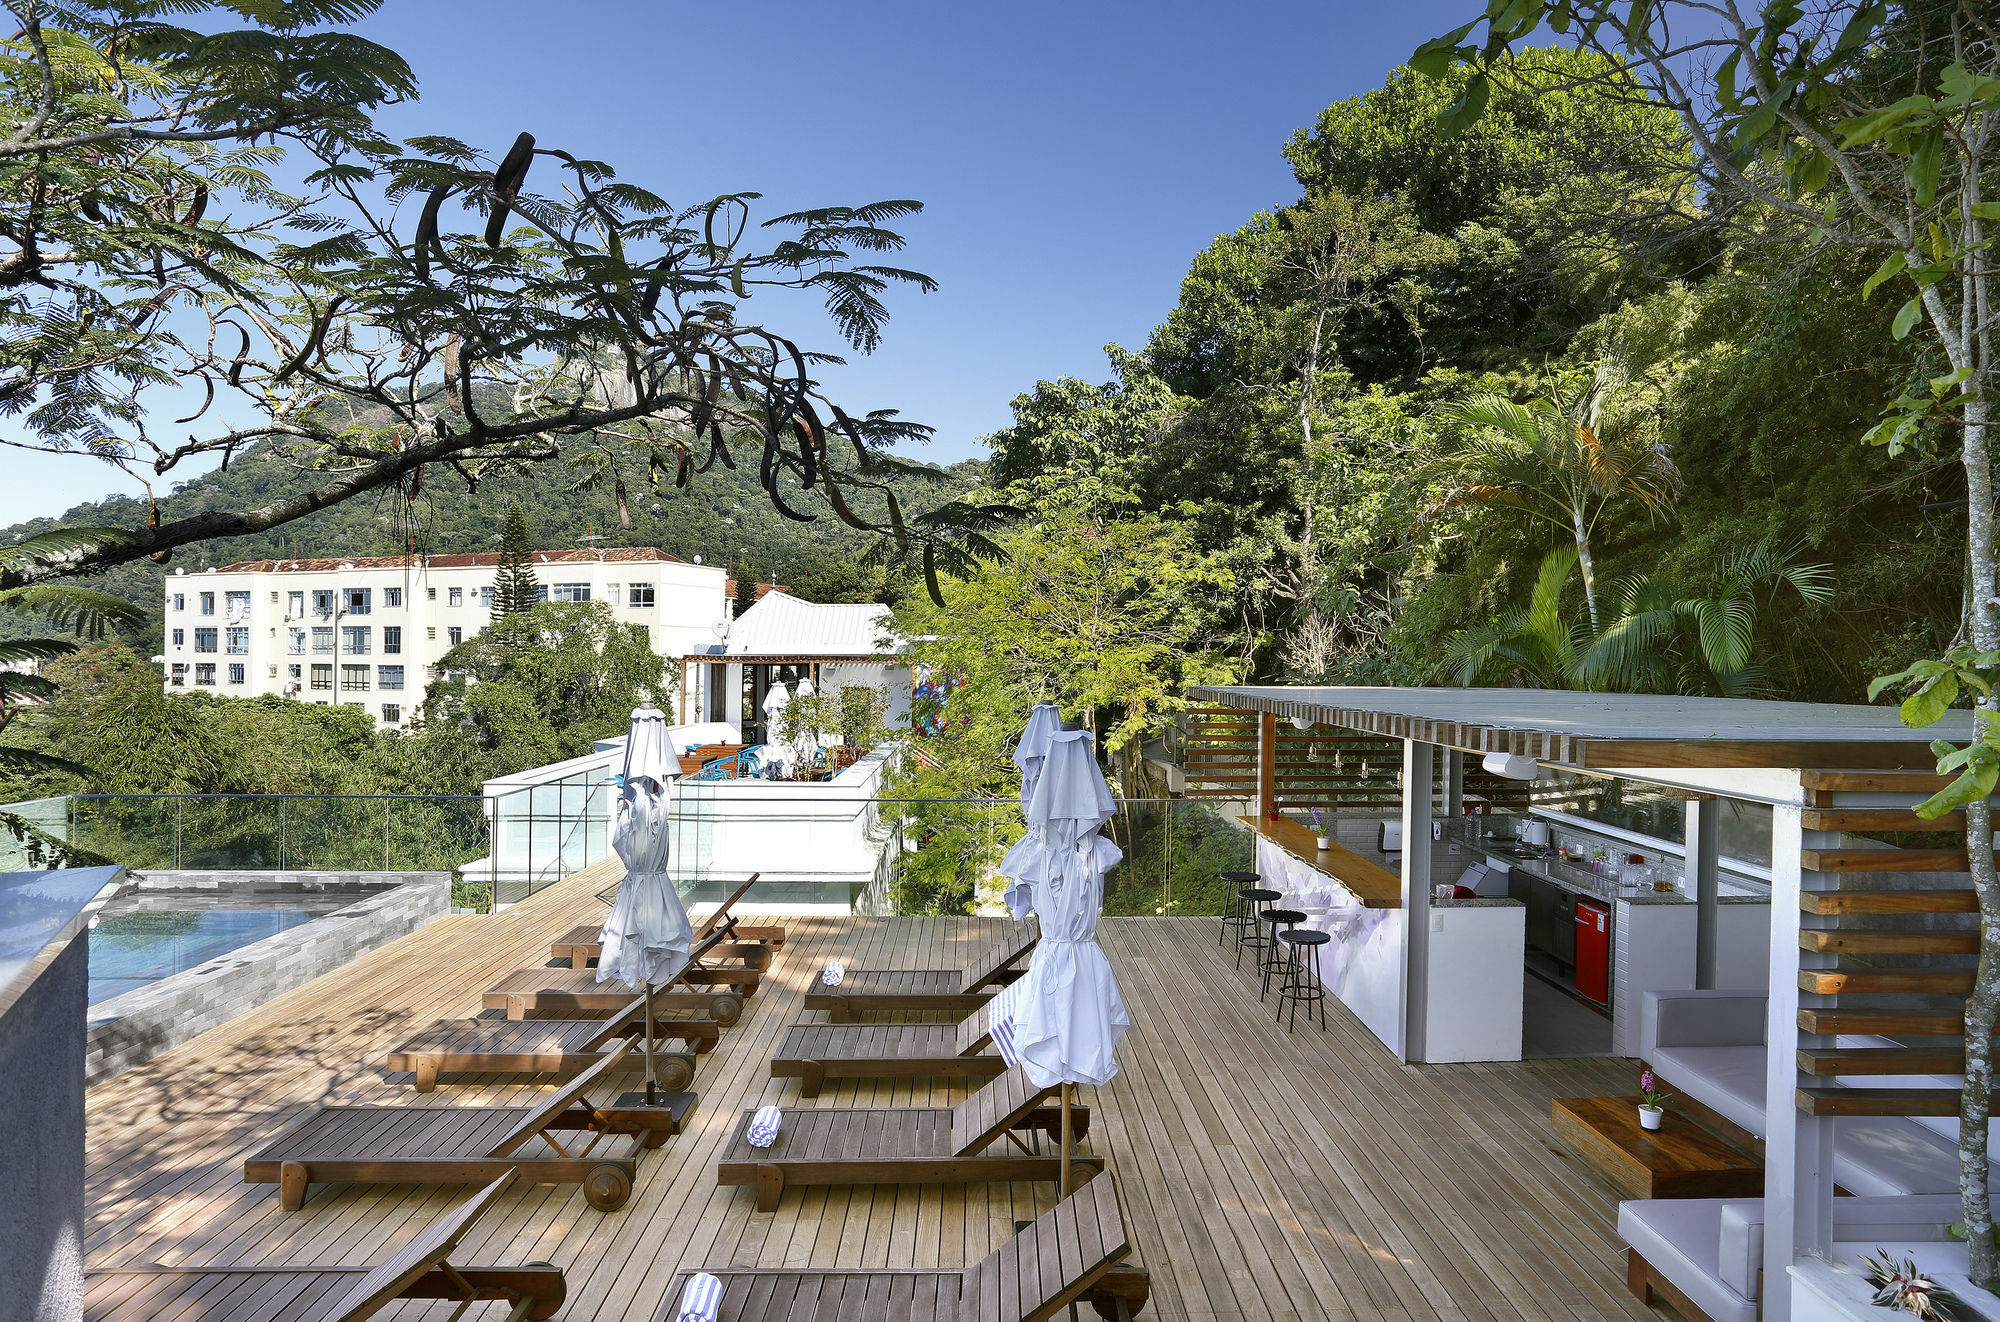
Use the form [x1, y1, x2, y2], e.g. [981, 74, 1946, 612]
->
[1420, 363, 1682, 632]
[0, 2, 995, 603]
[732, 570, 756, 619]
[491, 501, 540, 627]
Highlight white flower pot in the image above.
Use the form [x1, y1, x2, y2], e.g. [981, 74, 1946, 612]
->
[1638, 1104, 1664, 1131]
[1315, 836, 1332, 850]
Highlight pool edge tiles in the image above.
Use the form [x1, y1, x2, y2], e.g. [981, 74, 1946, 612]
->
[84, 872, 449, 1084]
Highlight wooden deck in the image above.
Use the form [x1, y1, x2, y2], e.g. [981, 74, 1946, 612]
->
[85, 861, 1656, 1321]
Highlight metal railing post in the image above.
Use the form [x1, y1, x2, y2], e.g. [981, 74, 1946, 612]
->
[174, 795, 182, 870]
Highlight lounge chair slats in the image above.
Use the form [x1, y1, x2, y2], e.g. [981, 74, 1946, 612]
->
[951, 1065, 1049, 1154]
[958, 919, 1039, 994]
[657, 1175, 1141, 1322]
[483, 968, 746, 1021]
[323, 1168, 517, 1317]
[955, 997, 997, 1055]
[488, 1039, 631, 1158]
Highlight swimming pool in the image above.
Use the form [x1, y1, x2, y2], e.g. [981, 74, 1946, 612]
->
[88, 891, 368, 1005]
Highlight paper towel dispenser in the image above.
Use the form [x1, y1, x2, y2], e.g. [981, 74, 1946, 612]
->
[1379, 821, 1403, 853]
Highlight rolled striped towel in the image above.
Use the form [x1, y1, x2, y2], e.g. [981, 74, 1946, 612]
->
[675, 1271, 723, 1322]
[821, 959, 845, 986]
[746, 1103, 783, 1148]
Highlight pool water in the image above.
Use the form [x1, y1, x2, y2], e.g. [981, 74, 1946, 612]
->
[88, 892, 362, 1005]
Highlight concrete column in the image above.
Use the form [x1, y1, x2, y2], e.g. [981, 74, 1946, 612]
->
[1400, 738, 1436, 1065]
[1443, 749, 1464, 818]
[1763, 803, 1836, 1322]
[1686, 797, 1722, 988]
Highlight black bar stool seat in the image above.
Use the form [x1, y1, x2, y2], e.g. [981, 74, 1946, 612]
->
[1234, 888, 1283, 970]
[1258, 909, 1308, 998]
[1277, 928, 1331, 1032]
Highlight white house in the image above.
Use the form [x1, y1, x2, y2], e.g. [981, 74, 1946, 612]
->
[158, 547, 728, 726]
[676, 589, 911, 741]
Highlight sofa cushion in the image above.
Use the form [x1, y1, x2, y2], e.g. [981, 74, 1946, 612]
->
[1708, 1197, 1968, 1301]
[1619, 1199, 1756, 1322]
[1650, 1045, 1768, 1137]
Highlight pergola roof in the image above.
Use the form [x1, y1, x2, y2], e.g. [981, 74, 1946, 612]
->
[1188, 685, 1970, 770]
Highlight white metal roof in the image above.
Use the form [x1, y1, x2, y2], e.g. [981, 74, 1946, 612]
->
[706, 591, 899, 661]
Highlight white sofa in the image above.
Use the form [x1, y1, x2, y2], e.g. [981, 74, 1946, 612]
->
[1641, 989, 1991, 1197]
[1620, 1195, 1964, 1322]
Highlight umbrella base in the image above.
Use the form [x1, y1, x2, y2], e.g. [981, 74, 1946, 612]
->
[603, 1090, 699, 1147]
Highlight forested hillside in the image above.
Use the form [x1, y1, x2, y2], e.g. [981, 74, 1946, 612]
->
[4, 442, 980, 653]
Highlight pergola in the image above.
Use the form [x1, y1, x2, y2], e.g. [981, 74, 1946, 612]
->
[1191, 683, 1984, 1322]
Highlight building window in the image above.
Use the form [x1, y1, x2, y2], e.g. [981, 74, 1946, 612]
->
[447, 626, 462, 645]
[311, 627, 333, 654]
[382, 626, 401, 654]
[632, 622, 649, 644]
[269, 591, 279, 603]
[344, 587, 371, 615]
[228, 663, 245, 685]
[341, 664, 370, 691]
[551, 582, 590, 602]
[384, 586, 402, 608]
[171, 628, 184, 646]
[171, 593, 184, 612]
[194, 628, 218, 653]
[195, 662, 216, 685]
[479, 585, 495, 607]
[427, 587, 436, 600]
[378, 664, 404, 691]
[287, 591, 304, 618]
[169, 663, 186, 686]
[310, 664, 332, 691]
[225, 590, 251, 621]
[287, 664, 302, 680]
[225, 627, 248, 654]
[342, 625, 370, 655]
[312, 589, 334, 618]
[426, 626, 436, 640]
[199, 591, 215, 615]
[628, 583, 655, 608]
[448, 586, 463, 606]
[382, 703, 402, 722]
[288, 629, 306, 655]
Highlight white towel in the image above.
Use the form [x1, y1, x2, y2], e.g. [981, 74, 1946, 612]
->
[675, 1271, 723, 1322]
[746, 1104, 783, 1148]
[989, 978, 1027, 1068]
[821, 959, 844, 986]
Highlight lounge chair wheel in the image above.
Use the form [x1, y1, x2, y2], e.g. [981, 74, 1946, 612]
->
[657, 1054, 694, 1091]
[583, 1162, 632, 1212]
[746, 946, 773, 972]
[710, 992, 744, 1026]
[521, 1262, 568, 1320]
[279, 1161, 309, 1211]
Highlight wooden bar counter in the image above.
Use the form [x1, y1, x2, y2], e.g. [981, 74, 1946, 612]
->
[1236, 815, 1402, 908]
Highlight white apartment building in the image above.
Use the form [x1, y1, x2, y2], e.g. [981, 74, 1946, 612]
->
[158, 547, 728, 727]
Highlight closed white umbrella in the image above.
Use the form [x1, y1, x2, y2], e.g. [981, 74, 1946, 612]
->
[1006, 728, 1128, 1193]
[997, 702, 1063, 920]
[760, 680, 791, 775]
[789, 676, 820, 770]
[597, 706, 690, 1102]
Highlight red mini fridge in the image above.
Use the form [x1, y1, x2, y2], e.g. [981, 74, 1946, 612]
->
[1574, 899, 1611, 1005]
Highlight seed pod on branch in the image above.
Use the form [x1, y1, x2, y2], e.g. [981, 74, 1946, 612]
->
[485, 132, 535, 247]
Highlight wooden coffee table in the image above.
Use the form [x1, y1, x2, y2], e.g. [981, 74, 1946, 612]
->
[1551, 1096, 1762, 1200]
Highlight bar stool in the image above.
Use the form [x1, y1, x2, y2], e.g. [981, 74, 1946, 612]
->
[1276, 928, 1330, 1032]
[1258, 909, 1307, 999]
[1234, 889, 1283, 970]
[1218, 871, 1259, 947]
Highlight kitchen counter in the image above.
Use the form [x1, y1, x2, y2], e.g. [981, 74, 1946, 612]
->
[1444, 820, 1766, 905]
[1237, 816, 1402, 908]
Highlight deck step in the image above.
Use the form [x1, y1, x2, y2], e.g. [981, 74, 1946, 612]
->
[1798, 928, 1979, 955]
[1799, 969, 1977, 995]
[1801, 849, 1970, 874]
[1798, 1009, 1976, 1036]
[1796, 1047, 1966, 1076]
[1796, 1088, 1963, 1117]
[1801, 808, 1967, 832]
[1800, 889, 1978, 915]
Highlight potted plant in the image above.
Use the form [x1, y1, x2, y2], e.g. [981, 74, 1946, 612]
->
[1861, 1250, 1965, 1321]
[1310, 808, 1331, 851]
[1638, 1069, 1670, 1131]
[836, 685, 889, 764]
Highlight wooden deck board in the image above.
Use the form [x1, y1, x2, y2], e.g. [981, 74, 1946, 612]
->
[85, 860, 1653, 1321]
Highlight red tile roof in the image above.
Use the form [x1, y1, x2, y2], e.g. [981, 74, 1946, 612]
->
[216, 547, 692, 572]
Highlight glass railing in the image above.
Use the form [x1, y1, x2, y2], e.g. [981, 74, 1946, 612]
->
[58, 793, 491, 874]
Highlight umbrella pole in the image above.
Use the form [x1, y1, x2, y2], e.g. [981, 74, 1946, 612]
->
[644, 983, 658, 1105]
[1059, 1083, 1072, 1197]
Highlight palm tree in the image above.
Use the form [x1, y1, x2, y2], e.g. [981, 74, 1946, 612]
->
[0, 528, 146, 779]
[1441, 546, 1587, 688]
[1422, 364, 1682, 633]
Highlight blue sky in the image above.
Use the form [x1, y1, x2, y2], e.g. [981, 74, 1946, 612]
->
[5, 0, 1476, 525]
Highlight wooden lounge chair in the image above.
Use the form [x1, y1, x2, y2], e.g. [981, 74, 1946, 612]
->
[802, 919, 1037, 1023]
[716, 1064, 1096, 1211]
[485, 968, 748, 1023]
[86, 1172, 565, 1321]
[658, 1172, 1150, 1321]
[559, 871, 785, 964]
[246, 1040, 691, 1212]
[771, 997, 1006, 1097]
[386, 990, 710, 1092]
